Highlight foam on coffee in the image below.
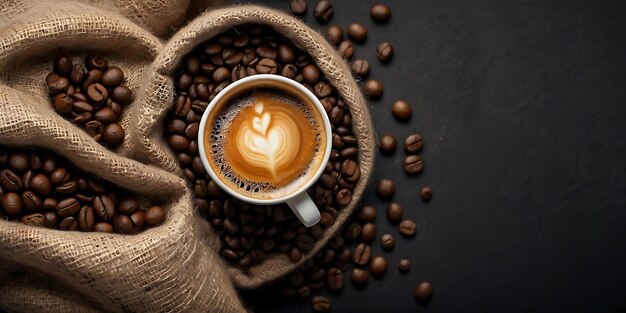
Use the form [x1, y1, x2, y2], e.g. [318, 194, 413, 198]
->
[206, 88, 326, 200]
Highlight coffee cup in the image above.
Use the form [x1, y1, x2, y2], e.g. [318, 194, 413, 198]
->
[198, 74, 332, 227]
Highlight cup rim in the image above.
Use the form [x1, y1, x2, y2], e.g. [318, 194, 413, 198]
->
[197, 74, 333, 205]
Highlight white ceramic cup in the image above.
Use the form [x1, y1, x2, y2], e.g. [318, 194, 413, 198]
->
[198, 74, 332, 227]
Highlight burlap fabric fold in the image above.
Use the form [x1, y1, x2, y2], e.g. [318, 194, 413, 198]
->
[131, 5, 375, 289]
[0, 2, 244, 312]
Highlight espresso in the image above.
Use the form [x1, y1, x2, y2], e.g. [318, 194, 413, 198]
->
[205, 87, 326, 200]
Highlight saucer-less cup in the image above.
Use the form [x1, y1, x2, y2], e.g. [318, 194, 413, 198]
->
[198, 74, 332, 227]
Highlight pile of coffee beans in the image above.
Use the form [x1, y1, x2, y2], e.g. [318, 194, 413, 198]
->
[45, 55, 133, 148]
[0, 146, 165, 233]
[164, 24, 361, 270]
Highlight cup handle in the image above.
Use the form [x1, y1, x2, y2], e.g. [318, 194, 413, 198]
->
[286, 192, 321, 227]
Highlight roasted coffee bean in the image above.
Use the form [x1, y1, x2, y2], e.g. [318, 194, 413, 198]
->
[20, 213, 45, 227]
[363, 79, 384, 99]
[50, 168, 70, 185]
[353, 243, 371, 266]
[102, 123, 125, 146]
[376, 42, 394, 63]
[351, 268, 369, 285]
[277, 44, 295, 64]
[345, 222, 361, 240]
[59, 216, 78, 231]
[386, 202, 403, 224]
[86, 55, 107, 71]
[347, 23, 368, 43]
[212, 67, 230, 83]
[118, 198, 139, 215]
[337, 41, 355, 59]
[77, 205, 95, 231]
[73, 101, 94, 113]
[41, 211, 57, 228]
[313, 0, 333, 23]
[326, 267, 344, 291]
[289, 247, 302, 262]
[289, 0, 307, 15]
[361, 223, 377, 242]
[2, 192, 22, 216]
[0, 169, 22, 191]
[391, 100, 411, 121]
[380, 233, 395, 250]
[70, 64, 86, 84]
[356, 205, 376, 223]
[404, 133, 423, 153]
[370, 256, 388, 275]
[100, 66, 124, 87]
[130, 210, 145, 230]
[415, 281, 433, 301]
[398, 259, 411, 273]
[56, 198, 80, 217]
[339, 147, 358, 159]
[379, 134, 397, 155]
[296, 234, 315, 251]
[351, 59, 369, 77]
[256, 58, 278, 74]
[55, 181, 77, 194]
[302, 64, 321, 84]
[10, 153, 30, 172]
[54, 56, 73, 76]
[335, 188, 352, 207]
[94, 222, 113, 233]
[421, 186, 433, 201]
[370, 3, 392, 23]
[53, 93, 73, 114]
[314, 81, 333, 98]
[111, 86, 133, 105]
[280, 64, 297, 78]
[340, 159, 360, 182]
[326, 25, 343, 45]
[43, 198, 58, 211]
[376, 179, 395, 199]
[21, 191, 42, 211]
[320, 212, 335, 228]
[93, 195, 115, 221]
[311, 295, 331, 312]
[399, 219, 417, 237]
[82, 69, 103, 91]
[22, 170, 34, 189]
[113, 214, 135, 234]
[185, 56, 200, 74]
[47, 75, 69, 94]
[73, 112, 92, 124]
[404, 155, 424, 175]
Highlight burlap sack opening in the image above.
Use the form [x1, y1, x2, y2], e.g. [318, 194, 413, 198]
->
[0, 0, 223, 37]
[131, 5, 375, 289]
[0, 2, 245, 312]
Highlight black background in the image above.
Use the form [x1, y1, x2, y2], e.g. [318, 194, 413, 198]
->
[233, 0, 626, 312]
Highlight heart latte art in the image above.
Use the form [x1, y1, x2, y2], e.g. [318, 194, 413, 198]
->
[206, 89, 325, 199]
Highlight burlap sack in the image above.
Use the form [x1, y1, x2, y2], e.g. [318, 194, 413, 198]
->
[0, 0, 224, 37]
[0, 2, 244, 312]
[131, 5, 375, 289]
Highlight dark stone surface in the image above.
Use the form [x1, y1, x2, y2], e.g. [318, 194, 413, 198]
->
[234, 0, 626, 312]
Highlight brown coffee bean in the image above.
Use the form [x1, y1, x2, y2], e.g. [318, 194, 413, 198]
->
[56, 198, 80, 217]
[398, 259, 411, 272]
[47, 75, 69, 94]
[94, 107, 117, 124]
[376, 42, 394, 63]
[347, 23, 368, 43]
[145, 205, 165, 226]
[55, 181, 77, 194]
[22, 170, 34, 189]
[72, 112, 92, 124]
[212, 67, 230, 83]
[288, 247, 302, 263]
[361, 223, 377, 242]
[289, 0, 307, 15]
[392, 100, 411, 121]
[43, 198, 58, 211]
[376, 178, 395, 199]
[50, 168, 70, 185]
[326, 25, 343, 45]
[8, 152, 29, 172]
[111, 86, 133, 105]
[81, 69, 103, 91]
[340, 159, 360, 182]
[386, 202, 404, 224]
[415, 281, 433, 301]
[404, 155, 424, 175]
[335, 188, 352, 207]
[311, 296, 331, 313]
[296, 234, 315, 251]
[277, 44, 295, 64]
[72, 101, 93, 113]
[370, 256, 388, 275]
[100, 66, 124, 87]
[356, 205, 376, 223]
[404, 133, 423, 153]
[379, 134, 397, 155]
[77, 206, 95, 231]
[41, 211, 57, 228]
[363, 79, 384, 99]
[118, 198, 139, 214]
[59, 216, 78, 231]
[0, 169, 23, 191]
[70, 64, 86, 84]
[130, 210, 145, 230]
[351, 59, 369, 77]
[113, 214, 135, 234]
[94, 222, 114, 233]
[21, 191, 42, 212]
[20, 213, 45, 227]
[345, 222, 361, 240]
[86, 55, 107, 71]
[93, 195, 115, 221]
[351, 268, 369, 285]
[337, 41, 355, 59]
[53, 56, 73, 76]
[399, 219, 417, 237]
[53, 93, 73, 114]
[256, 58, 278, 74]
[370, 3, 392, 23]
[353, 243, 371, 266]
[313, 0, 333, 23]
[326, 267, 343, 291]
[314, 81, 333, 98]
[302, 64, 321, 85]
[380, 233, 395, 250]
[30, 173, 51, 196]
[256, 46, 278, 59]
[421, 186, 433, 201]
[102, 123, 125, 146]
[2, 193, 22, 216]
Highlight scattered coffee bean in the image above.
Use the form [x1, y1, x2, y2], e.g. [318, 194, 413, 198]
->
[421, 186, 433, 202]
[337, 41, 355, 59]
[351, 59, 369, 77]
[415, 281, 433, 301]
[311, 295, 331, 312]
[351, 268, 369, 285]
[363, 79, 383, 99]
[386, 202, 403, 224]
[380, 233, 395, 250]
[398, 259, 411, 273]
[347, 23, 368, 43]
[326, 25, 343, 45]
[376, 42, 394, 63]
[326, 267, 344, 291]
[404, 133, 423, 153]
[313, 1, 333, 23]
[404, 155, 424, 175]
[361, 223, 376, 242]
[370, 3, 391, 23]
[289, 0, 307, 15]
[392, 100, 411, 121]
[376, 179, 395, 199]
[353, 243, 371, 266]
[399, 219, 417, 237]
[370, 256, 387, 275]
[379, 134, 396, 155]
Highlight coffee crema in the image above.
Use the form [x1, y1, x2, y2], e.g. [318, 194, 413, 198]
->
[205, 88, 326, 200]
